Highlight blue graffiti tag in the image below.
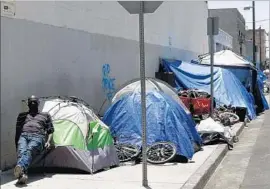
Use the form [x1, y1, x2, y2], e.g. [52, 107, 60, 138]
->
[102, 64, 116, 102]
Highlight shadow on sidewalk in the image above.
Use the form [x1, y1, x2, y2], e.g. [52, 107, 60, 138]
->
[1, 170, 16, 185]
[14, 174, 53, 188]
[1, 170, 53, 187]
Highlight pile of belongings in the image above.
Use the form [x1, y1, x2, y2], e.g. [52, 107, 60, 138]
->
[196, 117, 238, 150]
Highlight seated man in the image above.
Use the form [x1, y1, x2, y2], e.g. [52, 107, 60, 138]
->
[14, 95, 54, 184]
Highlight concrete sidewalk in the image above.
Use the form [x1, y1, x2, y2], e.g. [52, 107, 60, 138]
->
[0, 108, 257, 189]
[1, 144, 220, 189]
[204, 113, 265, 189]
[204, 96, 270, 189]
[240, 110, 270, 189]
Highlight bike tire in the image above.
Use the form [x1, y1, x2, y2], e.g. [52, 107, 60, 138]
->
[219, 112, 240, 124]
[115, 144, 140, 163]
[146, 142, 177, 164]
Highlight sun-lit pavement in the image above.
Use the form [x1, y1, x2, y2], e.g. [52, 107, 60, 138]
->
[204, 112, 265, 189]
[1, 144, 219, 189]
[204, 95, 270, 189]
[240, 108, 270, 189]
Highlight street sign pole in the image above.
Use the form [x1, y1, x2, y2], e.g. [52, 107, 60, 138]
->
[139, 1, 148, 187]
[207, 17, 219, 117]
[118, 1, 163, 187]
[210, 32, 214, 117]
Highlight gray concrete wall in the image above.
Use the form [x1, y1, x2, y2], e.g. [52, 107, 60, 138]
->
[0, 17, 199, 170]
[1, 1, 209, 170]
[3, 1, 209, 54]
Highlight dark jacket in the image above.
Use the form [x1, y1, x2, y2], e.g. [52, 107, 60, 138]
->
[15, 112, 54, 149]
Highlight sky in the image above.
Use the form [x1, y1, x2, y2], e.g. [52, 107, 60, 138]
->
[208, 1, 270, 57]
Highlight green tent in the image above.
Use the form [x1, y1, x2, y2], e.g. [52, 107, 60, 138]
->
[30, 96, 119, 173]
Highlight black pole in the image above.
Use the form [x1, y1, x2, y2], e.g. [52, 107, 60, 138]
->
[252, 1, 256, 65]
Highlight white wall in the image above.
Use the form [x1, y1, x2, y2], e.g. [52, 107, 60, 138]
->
[1, 1, 208, 170]
[12, 1, 208, 54]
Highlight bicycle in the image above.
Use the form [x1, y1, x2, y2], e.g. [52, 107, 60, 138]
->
[212, 105, 239, 125]
[113, 136, 140, 163]
[113, 135, 177, 164]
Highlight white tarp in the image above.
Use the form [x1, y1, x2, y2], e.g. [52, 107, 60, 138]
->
[199, 50, 254, 68]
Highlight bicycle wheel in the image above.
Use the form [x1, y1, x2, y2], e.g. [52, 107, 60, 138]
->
[219, 112, 239, 124]
[115, 144, 140, 163]
[146, 142, 177, 164]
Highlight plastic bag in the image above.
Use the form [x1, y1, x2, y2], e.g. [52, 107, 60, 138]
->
[196, 117, 224, 133]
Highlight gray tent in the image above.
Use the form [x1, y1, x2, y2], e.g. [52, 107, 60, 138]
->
[29, 96, 119, 173]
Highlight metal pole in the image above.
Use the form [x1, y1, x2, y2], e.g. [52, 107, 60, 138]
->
[139, 1, 148, 187]
[252, 1, 256, 65]
[251, 1, 256, 94]
[259, 26, 262, 69]
[210, 32, 214, 117]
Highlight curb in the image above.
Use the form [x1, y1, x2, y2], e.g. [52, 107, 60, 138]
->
[181, 121, 246, 189]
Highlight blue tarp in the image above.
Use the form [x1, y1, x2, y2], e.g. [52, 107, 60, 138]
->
[162, 59, 257, 120]
[258, 69, 267, 82]
[102, 91, 202, 159]
[226, 68, 252, 87]
[257, 70, 269, 110]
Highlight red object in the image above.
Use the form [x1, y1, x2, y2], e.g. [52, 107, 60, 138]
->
[179, 92, 211, 115]
[191, 97, 211, 115]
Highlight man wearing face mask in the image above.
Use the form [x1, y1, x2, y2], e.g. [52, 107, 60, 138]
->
[14, 95, 54, 184]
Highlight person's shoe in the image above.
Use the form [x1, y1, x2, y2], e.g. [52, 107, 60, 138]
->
[17, 174, 28, 185]
[14, 165, 23, 179]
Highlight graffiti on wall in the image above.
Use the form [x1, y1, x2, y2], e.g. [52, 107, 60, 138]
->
[102, 64, 116, 102]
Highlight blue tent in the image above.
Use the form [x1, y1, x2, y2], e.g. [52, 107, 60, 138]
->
[161, 59, 257, 120]
[102, 91, 202, 160]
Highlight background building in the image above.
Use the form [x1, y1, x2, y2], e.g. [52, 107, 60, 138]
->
[214, 28, 233, 52]
[209, 8, 247, 56]
[246, 28, 268, 67]
[0, 1, 209, 170]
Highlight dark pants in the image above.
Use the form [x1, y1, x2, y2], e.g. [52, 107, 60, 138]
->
[17, 133, 45, 173]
